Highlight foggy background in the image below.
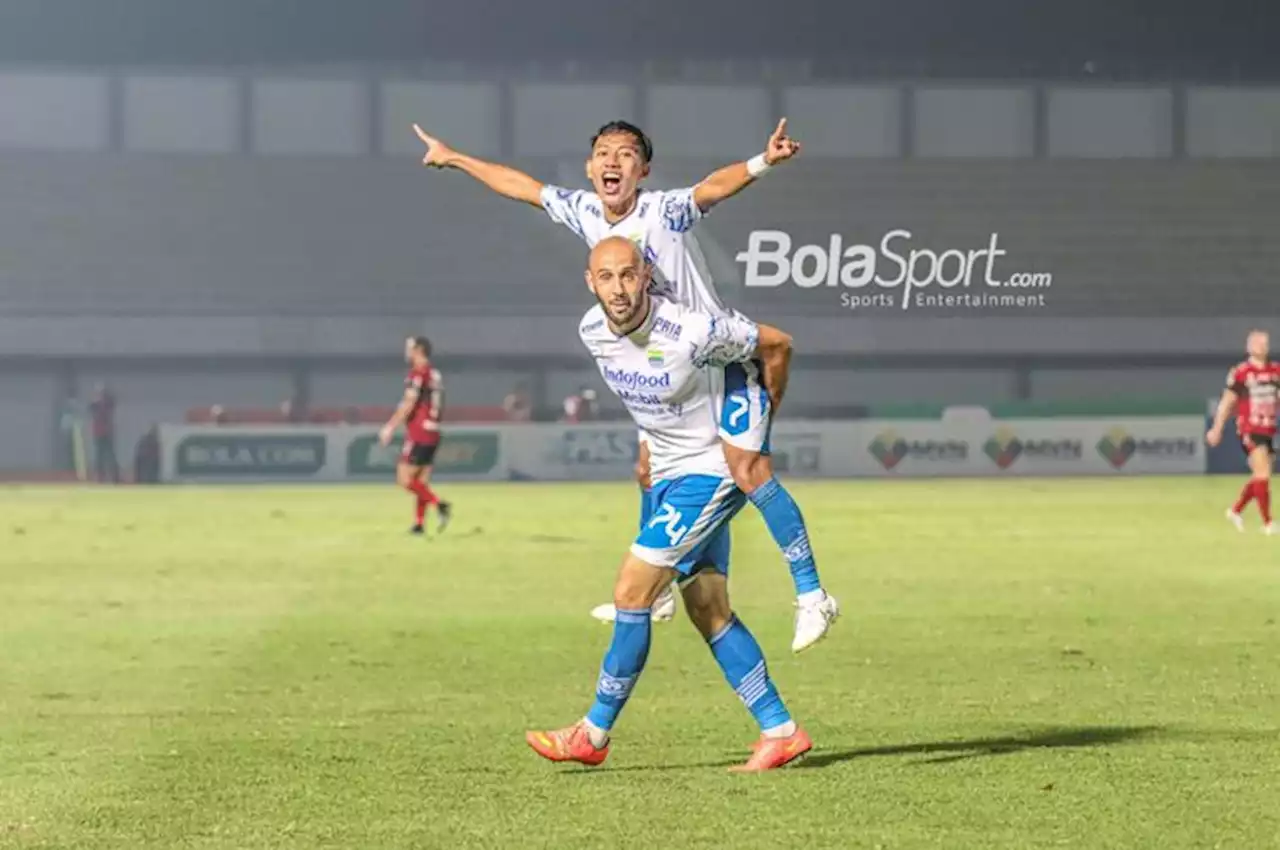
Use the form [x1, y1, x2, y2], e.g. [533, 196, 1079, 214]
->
[1, 0, 1277, 478]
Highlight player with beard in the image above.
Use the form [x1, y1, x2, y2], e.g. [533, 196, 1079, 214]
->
[525, 236, 812, 771]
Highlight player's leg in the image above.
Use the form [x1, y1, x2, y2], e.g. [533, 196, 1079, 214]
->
[679, 533, 811, 771]
[526, 549, 677, 765]
[396, 445, 430, 533]
[590, 439, 676, 623]
[595, 476, 742, 742]
[1229, 435, 1270, 532]
[1227, 435, 1255, 529]
[1247, 438, 1274, 534]
[636, 438, 678, 618]
[417, 448, 452, 532]
[528, 475, 743, 766]
[719, 360, 837, 652]
[399, 442, 451, 533]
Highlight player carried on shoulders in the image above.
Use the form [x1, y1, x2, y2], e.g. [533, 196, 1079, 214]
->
[525, 237, 813, 771]
[412, 118, 838, 652]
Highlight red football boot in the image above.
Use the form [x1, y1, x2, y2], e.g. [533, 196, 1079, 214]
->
[731, 728, 813, 772]
[525, 722, 610, 767]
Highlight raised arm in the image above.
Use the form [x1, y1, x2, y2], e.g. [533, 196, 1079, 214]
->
[413, 124, 543, 207]
[691, 118, 801, 212]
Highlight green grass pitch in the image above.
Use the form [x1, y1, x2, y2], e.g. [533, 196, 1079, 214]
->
[1, 478, 1277, 849]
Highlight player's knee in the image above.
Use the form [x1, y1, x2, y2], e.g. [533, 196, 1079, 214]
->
[613, 555, 671, 610]
[680, 573, 731, 639]
[725, 447, 773, 493]
[613, 582, 661, 611]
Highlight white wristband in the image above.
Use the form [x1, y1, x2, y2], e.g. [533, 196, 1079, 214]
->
[746, 153, 772, 177]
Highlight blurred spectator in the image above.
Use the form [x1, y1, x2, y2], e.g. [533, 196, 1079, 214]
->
[211, 404, 229, 425]
[134, 424, 161, 485]
[88, 383, 121, 483]
[562, 387, 598, 423]
[503, 381, 533, 422]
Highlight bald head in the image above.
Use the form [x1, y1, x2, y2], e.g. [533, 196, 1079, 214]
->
[585, 236, 651, 330]
[589, 235, 644, 271]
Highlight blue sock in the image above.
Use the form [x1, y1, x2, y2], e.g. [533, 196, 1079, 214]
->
[585, 608, 651, 732]
[748, 477, 821, 595]
[708, 615, 792, 731]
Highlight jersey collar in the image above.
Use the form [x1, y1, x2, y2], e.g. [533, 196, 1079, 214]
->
[602, 191, 639, 226]
[612, 297, 657, 343]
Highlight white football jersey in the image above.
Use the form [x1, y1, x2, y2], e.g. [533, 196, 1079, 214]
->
[542, 185, 729, 317]
[578, 296, 759, 482]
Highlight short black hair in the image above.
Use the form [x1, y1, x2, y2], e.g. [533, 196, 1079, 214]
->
[411, 336, 431, 357]
[591, 120, 653, 163]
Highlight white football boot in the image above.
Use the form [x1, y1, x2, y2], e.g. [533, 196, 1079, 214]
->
[1226, 509, 1245, 532]
[792, 592, 840, 653]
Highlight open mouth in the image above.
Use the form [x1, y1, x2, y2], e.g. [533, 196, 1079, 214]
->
[601, 172, 622, 194]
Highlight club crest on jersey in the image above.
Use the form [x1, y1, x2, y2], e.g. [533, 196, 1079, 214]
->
[646, 348, 664, 367]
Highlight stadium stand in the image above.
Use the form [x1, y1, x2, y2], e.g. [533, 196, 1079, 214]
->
[2, 154, 1277, 318]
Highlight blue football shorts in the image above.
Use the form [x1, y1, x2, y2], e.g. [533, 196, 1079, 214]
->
[632, 473, 747, 582]
[715, 359, 772, 454]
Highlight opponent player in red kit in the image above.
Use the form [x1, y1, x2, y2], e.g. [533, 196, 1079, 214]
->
[1206, 329, 1278, 535]
[380, 336, 452, 534]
